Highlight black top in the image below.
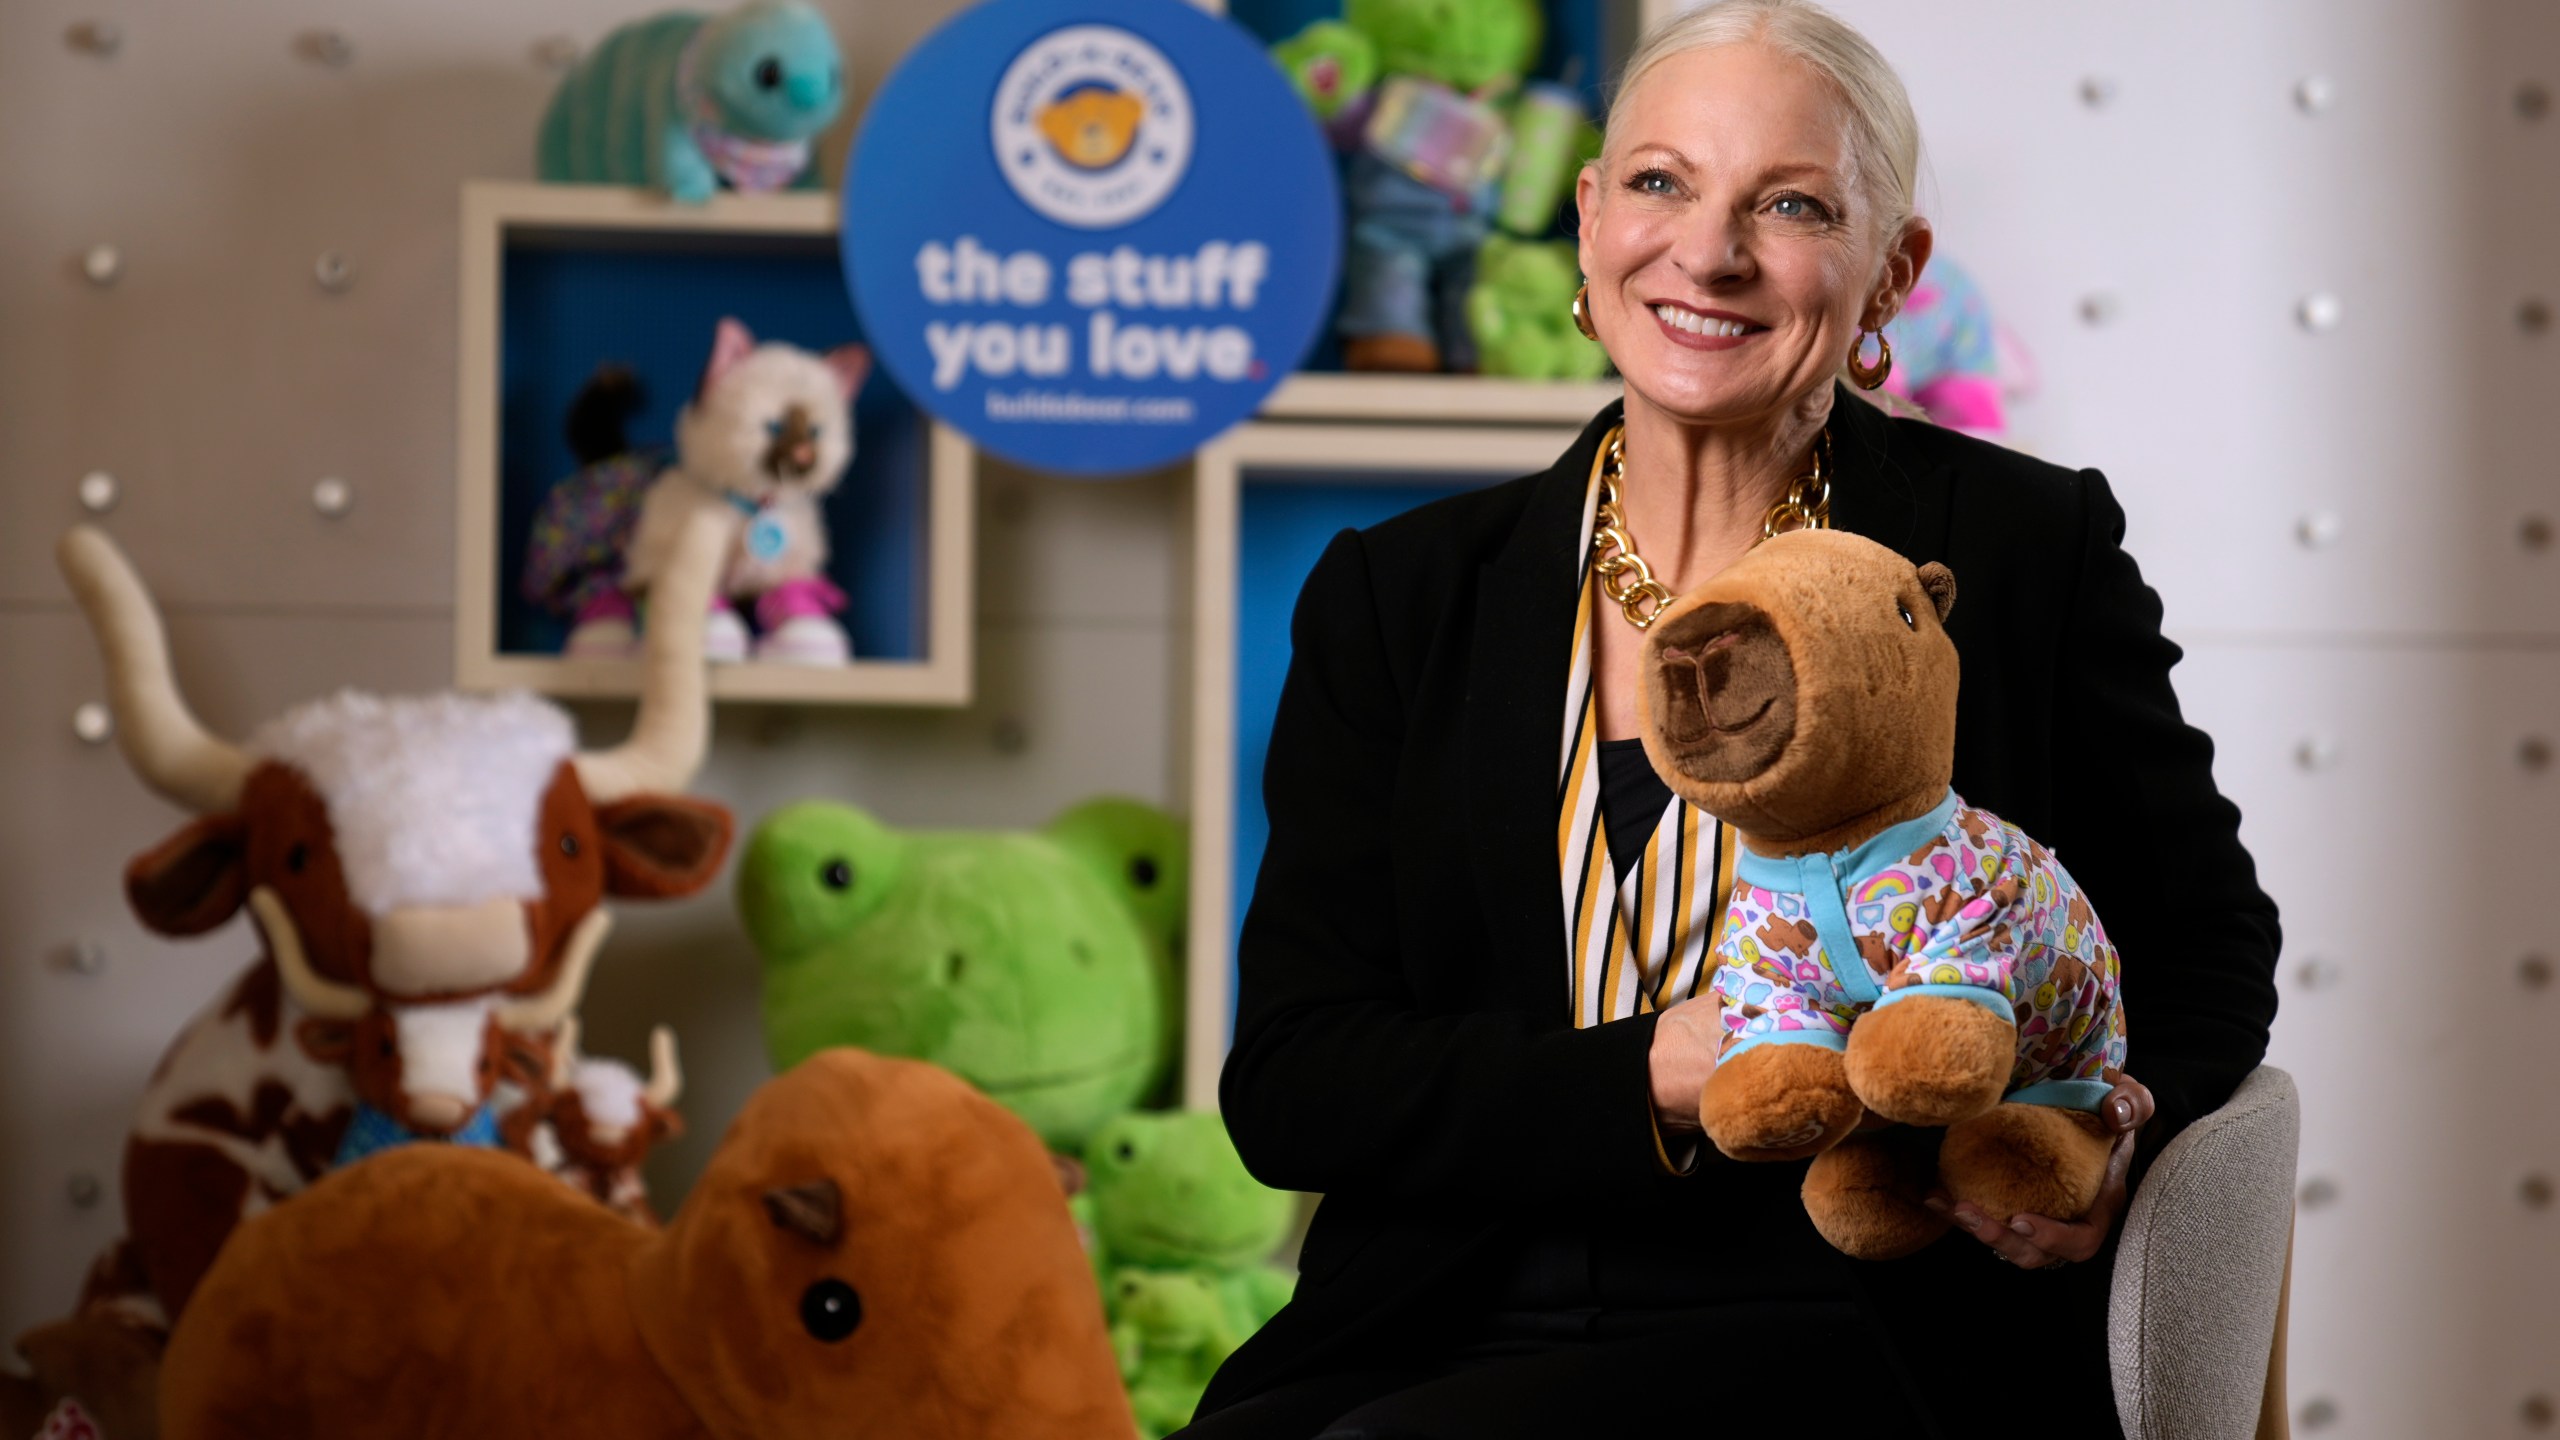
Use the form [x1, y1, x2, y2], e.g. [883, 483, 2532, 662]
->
[1205, 389, 2282, 1439]
[1595, 738, 1673, 871]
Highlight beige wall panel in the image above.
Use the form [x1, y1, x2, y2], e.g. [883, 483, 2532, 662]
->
[2172, 641, 2559, 1437]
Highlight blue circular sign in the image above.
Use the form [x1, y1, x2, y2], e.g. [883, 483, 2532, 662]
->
[843, 0, 1341, 476]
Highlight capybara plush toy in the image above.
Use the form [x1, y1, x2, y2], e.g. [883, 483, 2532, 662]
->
[1638, 529, 2127, 1261]
[159, 1049, 1135, 1439]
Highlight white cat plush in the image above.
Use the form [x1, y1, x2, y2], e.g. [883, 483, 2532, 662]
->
[600, 318, 869, 664]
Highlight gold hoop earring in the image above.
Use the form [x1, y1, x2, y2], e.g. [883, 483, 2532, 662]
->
[1847, 328, 1893, 390]
[1571, 282, 1599, 341]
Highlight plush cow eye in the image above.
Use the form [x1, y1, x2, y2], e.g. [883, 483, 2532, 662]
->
[286, 842, 310, 875]
[559, 833, 580, 859]
[820, 858, 853, 891]
[755, 57, 782, 90]
[1129, 856, 1159, 889]
[1897, 602, 1916, 630]
[800, 1279, 861, 1342]
[377, 1035, 396, 1059]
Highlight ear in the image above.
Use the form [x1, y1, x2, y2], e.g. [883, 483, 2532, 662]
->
[1865, 216, 1936, 331]
[596, 795, 735, 898]
[763, 1178, 843, 1247]
[1916, 562, 1957, 622]
[701, 317, 758, 396]
[125, 815, 249, 936]
[821, 344, 871, 403]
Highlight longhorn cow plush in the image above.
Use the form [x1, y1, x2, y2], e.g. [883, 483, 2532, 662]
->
[55, 510, 735, 1329]
[161, 1049, 1138, 1440]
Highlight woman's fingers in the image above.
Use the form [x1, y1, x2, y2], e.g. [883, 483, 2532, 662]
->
[1930, 1130, 2136, 1269]
[2099, 1070, 2157, 1134]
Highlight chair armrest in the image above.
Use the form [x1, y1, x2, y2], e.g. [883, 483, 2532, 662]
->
[2110, 1065, 2301, 1440]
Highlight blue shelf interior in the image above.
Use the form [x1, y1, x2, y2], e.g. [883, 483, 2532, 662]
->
[496, 235, 928, 660]
[1228, 472, 1506, 1039]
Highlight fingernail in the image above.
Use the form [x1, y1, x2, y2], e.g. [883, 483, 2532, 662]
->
[2112, 1098, 2134, 1127]
[2008, 1219, 2033, 1236]
[1923, 1197, 1948, 1214]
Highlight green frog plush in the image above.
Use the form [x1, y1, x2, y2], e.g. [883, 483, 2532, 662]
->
[1086, 1110, 1296, 1437]
[737, 797, 1186, 1154]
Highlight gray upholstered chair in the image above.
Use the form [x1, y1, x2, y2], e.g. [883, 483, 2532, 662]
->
[2109, 1066, 2301, 1440]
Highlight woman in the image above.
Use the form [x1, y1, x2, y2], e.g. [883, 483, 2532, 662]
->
[1182, 3, 2280, 1436]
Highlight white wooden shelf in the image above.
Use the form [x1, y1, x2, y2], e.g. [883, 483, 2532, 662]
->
[1259, 371, 1619, 426]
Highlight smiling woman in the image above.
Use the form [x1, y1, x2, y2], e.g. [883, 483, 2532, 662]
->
[1181, 2, 2279, 1437]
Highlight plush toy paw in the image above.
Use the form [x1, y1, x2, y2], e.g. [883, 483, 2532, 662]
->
[563, 614, 641, 660]
[754, 614, 851, 665]
[703, 604, 752, 663]
[1802, 1129, 1952, 1260]
[1842, 995, 2014, 1126]
[1342, 333, 1441, 372]
[1699, 1042, 1864, 1162]
[1938, 1102, 2114, 1227]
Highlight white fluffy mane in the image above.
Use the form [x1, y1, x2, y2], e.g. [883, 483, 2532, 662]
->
[250, 690, 576, 916]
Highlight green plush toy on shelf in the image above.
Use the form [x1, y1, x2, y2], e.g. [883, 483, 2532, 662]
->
[737, 797, 1186, 1154]
[1087, 1110, 1296, 1440]
[1468, 234, 1613, 381]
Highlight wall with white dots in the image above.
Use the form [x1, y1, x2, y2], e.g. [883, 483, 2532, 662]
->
[0, 0, 1195, 1347]
[1800, 1, 2558, 1434]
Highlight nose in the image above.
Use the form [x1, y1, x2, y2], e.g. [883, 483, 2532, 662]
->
[406, 1093, 470, 1133]
[372, 897, 528, 996]
[785, 69, 827, 108]
[1669, 207, 1756, 289]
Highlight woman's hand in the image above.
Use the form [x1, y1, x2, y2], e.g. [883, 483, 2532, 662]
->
[1647, 996, 1723, 1131]
[1928, 1071, 2156, 1269]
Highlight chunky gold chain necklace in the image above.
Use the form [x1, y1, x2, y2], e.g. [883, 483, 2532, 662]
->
[1590, 422, 1832, 631]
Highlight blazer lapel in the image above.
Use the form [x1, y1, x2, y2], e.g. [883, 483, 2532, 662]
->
[1824, 382, 1951, 563]
[1460, 402, 1620, 1018]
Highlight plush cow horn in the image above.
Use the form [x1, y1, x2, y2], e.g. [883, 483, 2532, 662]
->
[56, 526, 256, 813]
[573, 507, 724, 803]
[495, 908, 613, 1033]
[549, 1016, 580, 1091]
[643, 1024, 682, 1109]
[248, 886, 370, 1021]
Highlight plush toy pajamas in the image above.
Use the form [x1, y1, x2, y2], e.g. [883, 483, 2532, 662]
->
[1712, 788, 2126, 1113]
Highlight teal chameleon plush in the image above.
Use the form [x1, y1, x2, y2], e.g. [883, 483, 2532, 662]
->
[1087, 1111, 1296, 1439]
[738, 797, 1187, 1154]
[539, 1, 845, 203]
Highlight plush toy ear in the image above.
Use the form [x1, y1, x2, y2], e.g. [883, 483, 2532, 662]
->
[822, 344, 871, 403]
[763, 1178, 843, 1247]
[1916, 563, 1957, 622]
[596, 795, 735, 898]
[701, 317, 758, 397]
[125, 814, 250, 936]
[296, 1016, 358, 1065]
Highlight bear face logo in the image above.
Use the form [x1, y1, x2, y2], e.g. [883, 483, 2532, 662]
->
[1036, 84, 1145, 171]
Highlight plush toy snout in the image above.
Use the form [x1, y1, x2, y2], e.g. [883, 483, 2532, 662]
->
[1646, 602, 1798, 784]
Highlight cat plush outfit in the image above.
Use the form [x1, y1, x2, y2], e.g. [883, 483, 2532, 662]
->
[1638, 527, 2126, 1260]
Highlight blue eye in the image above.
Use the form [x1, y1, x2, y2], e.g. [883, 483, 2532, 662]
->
[1770, 193, 1829, 222]
[764, 419, 786, 437]
[1629, 168, 1677, 196]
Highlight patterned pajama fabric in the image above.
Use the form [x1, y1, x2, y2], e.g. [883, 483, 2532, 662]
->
[522, 450, 665, 618]
[332, 1100, 504, 1169]
[1715, 791, 2127, 1107]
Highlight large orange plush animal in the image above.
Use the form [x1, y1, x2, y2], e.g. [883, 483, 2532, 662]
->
[160, 1049, 1135, 1439]
[1639, 529, 2128, 1260]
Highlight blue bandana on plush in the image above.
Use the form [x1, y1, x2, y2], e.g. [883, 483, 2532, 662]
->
[334, 1101, 504, 1168]
[536, 1, 846, 204]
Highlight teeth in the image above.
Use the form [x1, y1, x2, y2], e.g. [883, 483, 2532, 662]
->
[1653, 305, 1748, 338]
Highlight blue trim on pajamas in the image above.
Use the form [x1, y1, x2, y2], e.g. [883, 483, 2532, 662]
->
[1723, 1028, 1849, 1063]
[1872, 982, 2015, 1021]
[2002, 1078, 2115, 1113]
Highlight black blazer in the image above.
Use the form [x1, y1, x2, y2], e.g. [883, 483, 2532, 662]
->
[1202, 388, 2282, 1437]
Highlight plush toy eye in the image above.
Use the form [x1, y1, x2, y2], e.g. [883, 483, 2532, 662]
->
[559, 833, 580, 859]
[1129, 856, 1159, 889]
[820, 858, 853, 891]
[799, 1279, 862, 1342]
[1897, 602, 1916, 630]
[1114, 1140, 1137, 1163]
[944, 950, 965, 983]
[286, 842, 310, 875]
[755, 57, 783, 90]
[1070, 939, 1094, 967]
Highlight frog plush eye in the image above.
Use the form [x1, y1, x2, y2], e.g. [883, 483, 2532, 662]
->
[821, 858, 853, 891]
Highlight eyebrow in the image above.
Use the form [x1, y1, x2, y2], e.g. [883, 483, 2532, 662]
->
[1620, 144, 1842, 189]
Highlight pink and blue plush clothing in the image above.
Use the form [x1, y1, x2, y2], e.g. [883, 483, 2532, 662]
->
[1714, 789, 2126, 1112]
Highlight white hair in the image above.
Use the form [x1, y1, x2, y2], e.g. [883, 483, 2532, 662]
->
[1601, 0, 1923, 247]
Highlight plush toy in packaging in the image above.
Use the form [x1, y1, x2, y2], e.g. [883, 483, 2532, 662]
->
[1084, 1111, 1294, 1438]
[160, 1050, 1135, 1439]
[525, 318, 870, 665]
[1875, 256, 2034, 440]
[1272, 0, 1566, 372]
[1637, 529, 2126, 1260]
[1466, 235, 1611, 381]
[738, 797, 1186, 1155]
[539, 0, 845, 202]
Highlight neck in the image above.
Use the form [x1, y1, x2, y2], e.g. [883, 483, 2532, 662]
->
[1741, 780, 1945, 861]
[1614, 384, 1835, 594]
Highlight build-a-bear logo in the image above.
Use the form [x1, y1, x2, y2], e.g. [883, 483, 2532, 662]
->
[993, 25, 1192, 230]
